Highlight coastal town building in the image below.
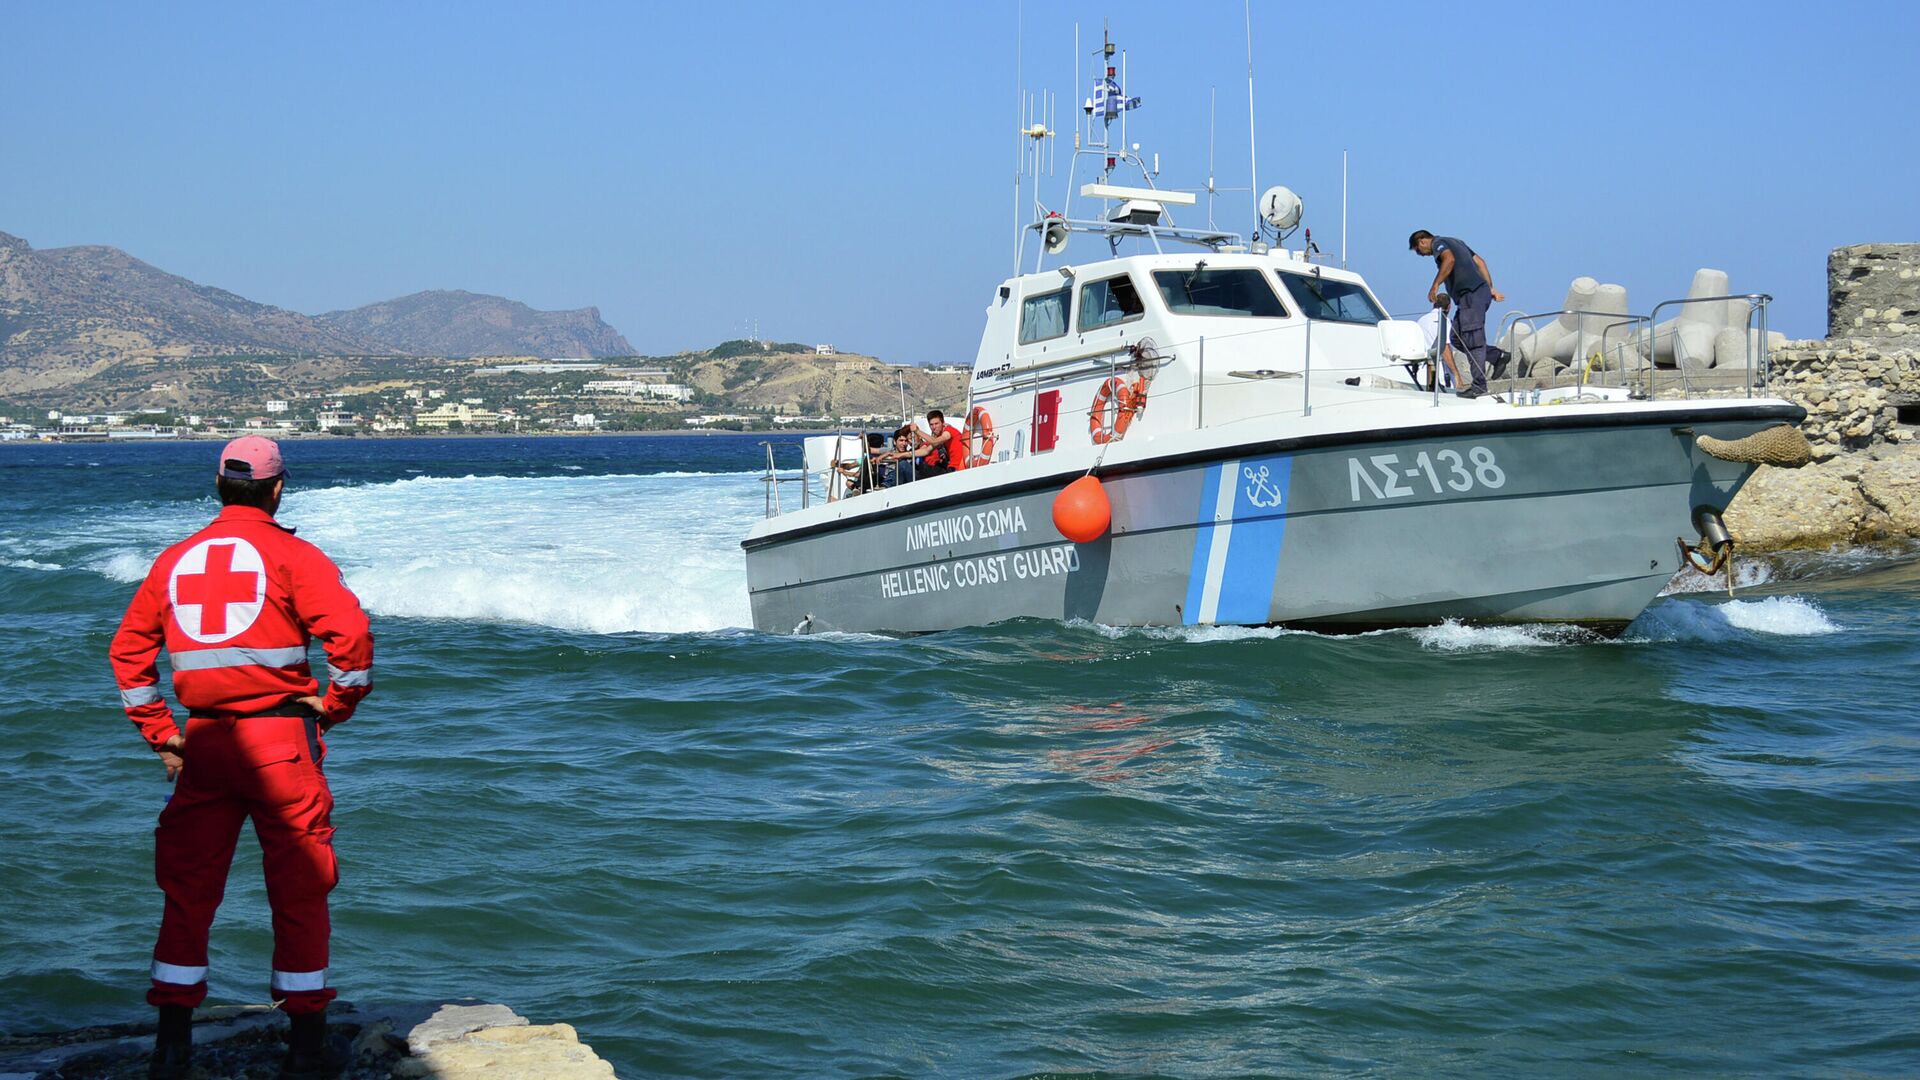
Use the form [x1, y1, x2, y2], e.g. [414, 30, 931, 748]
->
[414, 402, 501, 428]
[582, 380, 694, 401]
[265, 399, 288, 413]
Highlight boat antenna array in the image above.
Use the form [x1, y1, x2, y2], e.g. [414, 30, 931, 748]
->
[1010, 22, 1299, 272]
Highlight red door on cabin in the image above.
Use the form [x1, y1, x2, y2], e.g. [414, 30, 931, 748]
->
[1032, 390, 1061, 453]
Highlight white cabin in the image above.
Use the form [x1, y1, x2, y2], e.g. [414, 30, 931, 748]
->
[954, 249, 1446, 467]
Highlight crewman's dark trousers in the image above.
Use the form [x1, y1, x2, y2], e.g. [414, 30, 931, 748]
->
[147, 714, 339, 1015]
[1454, 285, 1492, 393]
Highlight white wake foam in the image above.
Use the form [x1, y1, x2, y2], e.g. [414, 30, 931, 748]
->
[291, 473, 760, 633]
[1067, 618, 1307, 644]
[0, 557, 64, 572]
[1629, 595, 1842, 641]
[55, 472, 765, 634]
[1411, 620, 1595, 652]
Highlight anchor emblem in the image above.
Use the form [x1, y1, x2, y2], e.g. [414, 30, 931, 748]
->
[1242, 465, 1284, 509]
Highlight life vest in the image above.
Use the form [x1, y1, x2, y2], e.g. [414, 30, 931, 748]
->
[964, 406, 996, 467]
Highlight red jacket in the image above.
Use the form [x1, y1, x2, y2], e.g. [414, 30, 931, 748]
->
[924, 424, 968, 471]
[110, 506, 374, 750]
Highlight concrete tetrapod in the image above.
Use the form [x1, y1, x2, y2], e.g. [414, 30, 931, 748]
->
[1570, 282, 1632, 373]
[1653, 268, 1729, 370]
[1505, 276, 1599, 376]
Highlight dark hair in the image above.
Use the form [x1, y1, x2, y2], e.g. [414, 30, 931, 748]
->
[926, 409, 944, 422]
[217, 474, 281, 510]
[1408, 229, 1434, 251]
[1433, 292, 1451, 309]
[893, 425, 913, 440]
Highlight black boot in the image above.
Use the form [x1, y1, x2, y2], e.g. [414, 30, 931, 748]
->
[148, 1005, 192, 1080]
[278, 1008, 351, 1080]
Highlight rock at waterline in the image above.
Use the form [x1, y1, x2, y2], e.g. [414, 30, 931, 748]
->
[1725, 441, 1920, 549]
[0, 1000, 615, 1079]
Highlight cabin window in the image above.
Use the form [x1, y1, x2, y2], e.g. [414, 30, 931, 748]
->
[1078, 274, 1145, 332]
[1275, 273, 1388, 325]
[1019, 288, 1070, 344]
[1151, 268, 1289, 318]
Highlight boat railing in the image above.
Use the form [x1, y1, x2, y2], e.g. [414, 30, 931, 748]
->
[1643, 294, 1773, 400]
[758, 439, 813, 518]
[781, 296, 1772, 518]
[1493, 309, 1655, 396]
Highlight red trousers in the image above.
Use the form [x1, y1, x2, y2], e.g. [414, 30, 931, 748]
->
[148, 713, 338, 1015]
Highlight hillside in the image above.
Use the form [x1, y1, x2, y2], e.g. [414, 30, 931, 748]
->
[0, 230, 634, 396]
[0, 231, 380, 395]
[677, 342, 969, 417]
[315, 290, 631, 358]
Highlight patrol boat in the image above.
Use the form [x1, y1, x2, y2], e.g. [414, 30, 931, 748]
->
[741, 35, 1807, 635]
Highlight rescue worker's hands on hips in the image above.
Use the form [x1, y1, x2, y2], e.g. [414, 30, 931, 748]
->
[157, 733, 186, 782]
[297, 695, 338, 731]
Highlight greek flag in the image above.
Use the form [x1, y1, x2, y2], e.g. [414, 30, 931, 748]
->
[1092, 77, 1141, 121]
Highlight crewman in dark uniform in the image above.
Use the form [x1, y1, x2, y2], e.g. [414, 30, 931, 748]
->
[1409, 230, 1506, 398]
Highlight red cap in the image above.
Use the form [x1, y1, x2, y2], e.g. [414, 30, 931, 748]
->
[217, 435, 286, 481]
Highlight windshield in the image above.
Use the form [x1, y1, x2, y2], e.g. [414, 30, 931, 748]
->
[1151, 268, 1289, 318]
[1275, 273, 1387, 324]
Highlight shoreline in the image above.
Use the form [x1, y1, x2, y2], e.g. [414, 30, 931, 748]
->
[0, 427, 829, 446]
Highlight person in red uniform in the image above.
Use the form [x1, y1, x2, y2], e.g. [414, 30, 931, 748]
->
[909, 409, 967, 478]
[109, 436, 373, 1080]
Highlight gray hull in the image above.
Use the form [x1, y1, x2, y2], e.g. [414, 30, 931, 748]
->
[744, 404, 1803, 634]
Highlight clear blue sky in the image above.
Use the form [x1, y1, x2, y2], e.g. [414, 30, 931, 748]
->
[4, 1, 1915, 362]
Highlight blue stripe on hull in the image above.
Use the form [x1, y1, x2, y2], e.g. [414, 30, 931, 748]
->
[1183, 455, 1292, 625]
[1215, 457, 1291, 624]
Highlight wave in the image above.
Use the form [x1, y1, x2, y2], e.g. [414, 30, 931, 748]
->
[1629, 595, 1841, 641]
[1411, 620, 1599, 651]
[37, 472, 765, 634]
[0, 557, 64, 572]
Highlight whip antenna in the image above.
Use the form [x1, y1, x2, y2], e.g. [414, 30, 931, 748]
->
[1244, 0, 1258, 238]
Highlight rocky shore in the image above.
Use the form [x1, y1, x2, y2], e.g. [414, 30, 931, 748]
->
[1721, 243, 1920, 551]
[0, 1001, 615, 1080]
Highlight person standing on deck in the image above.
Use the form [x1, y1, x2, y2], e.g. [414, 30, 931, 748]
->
[108, 436, 373, 1080]
[1409, 230, 1505, 398]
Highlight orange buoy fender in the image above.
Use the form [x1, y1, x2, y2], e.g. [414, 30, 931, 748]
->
[1052, 475, 1111, 543]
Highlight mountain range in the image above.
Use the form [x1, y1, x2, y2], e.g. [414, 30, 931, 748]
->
[0, 230, 633, 395]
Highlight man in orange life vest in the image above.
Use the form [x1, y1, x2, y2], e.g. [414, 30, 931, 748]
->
[109, 436, 373, 1080]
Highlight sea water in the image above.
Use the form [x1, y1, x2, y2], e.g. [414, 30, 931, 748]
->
[1, 436, 1916, 1076]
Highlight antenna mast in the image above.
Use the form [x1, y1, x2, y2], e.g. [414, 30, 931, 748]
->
[1244, 0, 1259, 235]
[1341, 149, 1349, 268]
[1012, 0, 1023, 275]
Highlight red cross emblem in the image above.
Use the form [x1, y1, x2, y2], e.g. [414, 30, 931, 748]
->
[169, 538, 266, 643]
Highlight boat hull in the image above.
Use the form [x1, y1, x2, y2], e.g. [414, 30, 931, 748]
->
[744, 406, 1801, 635]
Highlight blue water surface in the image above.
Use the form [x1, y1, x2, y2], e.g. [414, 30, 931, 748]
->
[1, 435, 1916, 1077]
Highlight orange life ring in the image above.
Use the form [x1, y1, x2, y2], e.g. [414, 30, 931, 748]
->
[1088, 376, 1148, 445]
[965, 406, 996, 467]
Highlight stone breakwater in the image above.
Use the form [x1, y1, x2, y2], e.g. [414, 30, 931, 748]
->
[1763, 338, 1919, 453]
[0, 1000, 616, 1080]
